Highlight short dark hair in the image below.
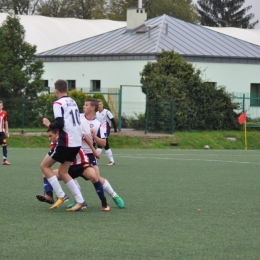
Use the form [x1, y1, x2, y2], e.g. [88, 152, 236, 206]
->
[54, 79, 67, 92]
[47, 127, 59, 134]
[86, 98, 98, 112]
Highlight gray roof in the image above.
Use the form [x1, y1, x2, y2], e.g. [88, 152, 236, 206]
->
[36, 14, 260, 64]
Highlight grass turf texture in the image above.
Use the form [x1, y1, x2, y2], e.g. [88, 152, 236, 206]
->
[6, 130, 260, 149]
[1, 149, 260, 259]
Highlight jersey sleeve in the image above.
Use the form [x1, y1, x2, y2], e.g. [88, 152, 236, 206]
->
[4, 111, 8, 122]
[53, 101, 63, 119]
[106, 110, 114, 120]
[97, 124, 106, 139]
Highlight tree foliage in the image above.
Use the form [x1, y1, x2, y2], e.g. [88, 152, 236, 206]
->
[108, 0, 199, 23]
[0, 15, 44, 127]
[140, 50, 240, 131]
[37, 0, 107, 19]
[197, 0, 259, 28]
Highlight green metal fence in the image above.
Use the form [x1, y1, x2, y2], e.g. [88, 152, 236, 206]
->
[231, 93, 260, 128]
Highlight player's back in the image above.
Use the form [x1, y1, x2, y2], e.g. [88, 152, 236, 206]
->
[53, 96, 82, 147]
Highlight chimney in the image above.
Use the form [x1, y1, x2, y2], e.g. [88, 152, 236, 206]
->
[127, 0, 147, 30]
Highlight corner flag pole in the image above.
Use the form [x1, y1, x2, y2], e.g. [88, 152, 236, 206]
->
[244, 120, 247, 151]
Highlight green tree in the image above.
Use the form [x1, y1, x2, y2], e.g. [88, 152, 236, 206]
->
[0, 0, 40, 15]
[37, 0, 107, 19]
[0, 15, 44, 127]
[108, 0, 199, 23]
[197, 0, 259, 28]
[140, 50, 240, 131]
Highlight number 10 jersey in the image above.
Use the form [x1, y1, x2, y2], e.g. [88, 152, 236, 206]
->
[53, 96, 82, 147]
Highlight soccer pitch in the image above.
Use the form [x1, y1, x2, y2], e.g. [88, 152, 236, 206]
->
[1, 148, 260, 260]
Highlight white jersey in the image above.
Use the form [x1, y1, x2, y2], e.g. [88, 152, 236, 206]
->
[53, 96, 81, 147]
[80, 113, 106, 154]
[96, 109, 114, 134]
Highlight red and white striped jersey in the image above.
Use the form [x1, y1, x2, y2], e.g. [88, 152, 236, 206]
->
[0, 110, 8, 132]
[53, 96, 82, 147]
[71, 147, 89, 165]
[80, 113, 106, 154]
[96, 109, 114, 134]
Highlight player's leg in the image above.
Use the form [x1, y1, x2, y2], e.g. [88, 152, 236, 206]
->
[58, 161, 85, 212]
[94, 165, 124, 208]
[96, 144, 102, 156]
[40, 154, 66, 209]
[1, 133, 10, 165]
[36, 170, 69, 204]
[82, 166, 110, 211]
[104, 138, 115, 166]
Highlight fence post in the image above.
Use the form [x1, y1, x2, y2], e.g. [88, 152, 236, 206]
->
[21, 97, 25, 134]
[118, 86, 122, 132]
[170, 100, 174, 134]
[242, 94, 245, 112]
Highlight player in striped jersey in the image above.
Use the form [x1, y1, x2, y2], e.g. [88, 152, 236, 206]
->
[0, 101, 11, 165]
[67, 98, 124, 209]
[36, 127, 110, 211]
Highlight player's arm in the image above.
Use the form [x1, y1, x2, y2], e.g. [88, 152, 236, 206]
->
[107, 111, 118, 136]
[43, 117, 64, 129]
[4, 120, 9, 136]
[82, 134, 100, 158]
[90, 128, 106, 147]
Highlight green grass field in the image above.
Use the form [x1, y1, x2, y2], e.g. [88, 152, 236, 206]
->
[1, 148, 260, 259]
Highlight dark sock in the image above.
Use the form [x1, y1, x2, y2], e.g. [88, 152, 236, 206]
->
[93, 180, 105, 201]
[43, 177, 53, 198]
[3, 146, 7, 161]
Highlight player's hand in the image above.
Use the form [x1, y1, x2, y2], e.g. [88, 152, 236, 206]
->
[5, 131, 9, 137]
[114, 132, 118, 137]
[43, 118, 50, 127]
[93, 150, 100, 159]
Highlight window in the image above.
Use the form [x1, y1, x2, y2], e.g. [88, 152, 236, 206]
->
[67, 80, 76, 91]
[250, 83, 260, 106]
[42, 80, 49, 93]
[90, 80, 101, 92]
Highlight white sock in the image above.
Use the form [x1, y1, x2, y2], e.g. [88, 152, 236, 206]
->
[97, 148, 102, 155]
[66, 179, 84, 203]
[103, 179, 116, 198]
[47, 175, 65, 198]
[105, 149, 114, 163]
[73, 179, 81, 190]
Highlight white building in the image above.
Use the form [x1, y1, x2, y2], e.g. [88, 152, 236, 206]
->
[35, 8, 260, 120]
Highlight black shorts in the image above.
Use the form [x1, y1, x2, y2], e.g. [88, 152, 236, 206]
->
[0, 132, 7, 145]
[48, 146, 80, 164]
[87, 153, 98, 166]
[68, 163, 90, 181]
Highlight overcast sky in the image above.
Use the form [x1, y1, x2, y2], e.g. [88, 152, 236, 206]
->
[193, 0, 260, 29]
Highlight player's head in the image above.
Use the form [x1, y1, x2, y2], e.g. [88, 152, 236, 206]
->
[54, 80, 68, 96]
[47, 127, 59, 142]
[0, 101, 3, 110]
[97, 99, 104, 112]
[83, 98, 98, 115]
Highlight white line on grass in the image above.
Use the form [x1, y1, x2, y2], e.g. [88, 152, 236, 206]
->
[115, 155, 260, 165]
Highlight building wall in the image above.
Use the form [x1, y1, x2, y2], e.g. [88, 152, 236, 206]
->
[192, 62, 260, 93]
[42, 60, 260, 117]
[42, 60, 149, 116]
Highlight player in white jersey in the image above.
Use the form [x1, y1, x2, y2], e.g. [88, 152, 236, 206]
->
[96, 99, 118, 166]
[67, 98, 124, 209]
[40, 79, 84, 211]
